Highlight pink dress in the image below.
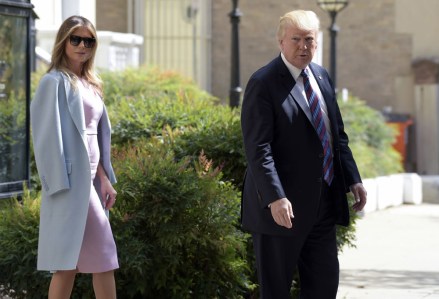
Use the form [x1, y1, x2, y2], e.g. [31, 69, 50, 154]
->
[76, 79, 119, 273]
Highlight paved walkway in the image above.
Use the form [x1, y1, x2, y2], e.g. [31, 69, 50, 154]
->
[337, 203, 439, 299]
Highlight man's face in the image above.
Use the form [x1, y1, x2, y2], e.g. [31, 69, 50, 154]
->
[279, 25, 318, 70]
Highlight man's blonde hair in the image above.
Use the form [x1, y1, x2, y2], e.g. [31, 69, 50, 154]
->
[277, 10, 320, 41]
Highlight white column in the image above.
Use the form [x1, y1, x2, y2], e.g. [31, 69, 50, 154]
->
[62, 0, 96, 25]
[197, 0, 212, 92]
[33, 0, 62, 29]
[415, 84, 439, 174]
[133, 0, 145, 64]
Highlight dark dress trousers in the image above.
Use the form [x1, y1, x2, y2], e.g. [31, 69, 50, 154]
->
[241, 55, 362, 298]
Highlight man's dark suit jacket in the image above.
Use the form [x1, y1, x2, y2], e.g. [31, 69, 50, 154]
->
[241, 55, 362, 237]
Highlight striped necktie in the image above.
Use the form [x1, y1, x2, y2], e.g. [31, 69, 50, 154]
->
[301, 69, 334, 185]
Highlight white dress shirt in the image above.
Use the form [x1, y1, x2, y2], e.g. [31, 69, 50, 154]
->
[281, 53, 334, 150]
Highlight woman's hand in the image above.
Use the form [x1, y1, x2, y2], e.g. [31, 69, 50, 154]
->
[97, 163, 117, 210]
[100, 177, 117, 210]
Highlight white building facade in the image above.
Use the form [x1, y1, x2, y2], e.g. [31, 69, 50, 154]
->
[32, 0, 143, 72]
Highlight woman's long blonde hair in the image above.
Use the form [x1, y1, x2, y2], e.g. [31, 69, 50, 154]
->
[48, 15, 103, 97]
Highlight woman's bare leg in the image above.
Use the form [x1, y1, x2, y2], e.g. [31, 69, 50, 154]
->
[92, 270, 116, 299]
[48, 269, 77, 299]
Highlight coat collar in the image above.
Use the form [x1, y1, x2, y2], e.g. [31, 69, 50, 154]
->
[277, 56, 314, 123]
[58, 71, 87, 137]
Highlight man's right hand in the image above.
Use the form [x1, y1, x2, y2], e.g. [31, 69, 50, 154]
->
[270, 198, 294, 229]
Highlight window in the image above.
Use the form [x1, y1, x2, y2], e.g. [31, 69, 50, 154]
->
[0, 2, 33, 198]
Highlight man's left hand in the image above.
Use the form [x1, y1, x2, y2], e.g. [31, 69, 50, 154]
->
[350, 183, 367, 212]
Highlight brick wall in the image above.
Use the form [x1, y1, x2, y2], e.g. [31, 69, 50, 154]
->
[336, 0, 412, 111]
[96, 0, 128, 32]
[211, 0, 412, 114]
[211, 0, 310, 102]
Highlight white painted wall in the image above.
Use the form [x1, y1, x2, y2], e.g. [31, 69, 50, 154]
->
[32, 0, 95, 29]
[61, 0, 95, 25]
[32, 0, 62, 30]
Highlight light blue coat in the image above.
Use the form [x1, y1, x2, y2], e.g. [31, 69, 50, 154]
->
[30, 70, 116, 271]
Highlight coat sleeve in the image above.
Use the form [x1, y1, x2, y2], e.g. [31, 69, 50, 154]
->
[241, 75, 287, 208]
[31, 74, 70, 195]
[97, 106, 116, 184]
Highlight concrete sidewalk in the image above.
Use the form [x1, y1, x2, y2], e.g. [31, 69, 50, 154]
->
[337, 203, 439, 298]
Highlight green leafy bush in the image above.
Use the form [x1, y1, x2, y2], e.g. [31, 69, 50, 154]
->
[100, 67, 213, 106]
[0, 141, 251, 298]
[99, 67, 247, 187]
[169, 107, 246, 188]
[110, 138, 251, 298]
[0, 191, 47, 299]
[338, 96, 403, 178]
[101, 68, 221, 145]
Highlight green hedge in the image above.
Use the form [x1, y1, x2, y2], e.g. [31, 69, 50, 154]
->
[0, 140, 252, 299]
[0, 192, 48, 299]
[111, 138, 251, 298]
[338, 96, 402, 178]
[102, 68, 246, 187]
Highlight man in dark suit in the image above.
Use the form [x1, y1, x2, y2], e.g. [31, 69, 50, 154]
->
[241, 10, 367, 299]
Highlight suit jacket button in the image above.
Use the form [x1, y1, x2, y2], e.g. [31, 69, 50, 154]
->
[317, 177, 322, 183]
[318, 153, 324, 158]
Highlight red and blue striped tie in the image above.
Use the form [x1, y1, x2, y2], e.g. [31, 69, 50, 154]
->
[301, 69, 334, 185]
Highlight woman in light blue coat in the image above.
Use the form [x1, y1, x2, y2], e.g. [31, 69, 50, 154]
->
[31, 16, 118, 299]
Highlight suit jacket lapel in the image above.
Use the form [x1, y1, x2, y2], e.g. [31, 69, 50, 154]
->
[290, 83, 312, 123]
[277, 57, 313, 124]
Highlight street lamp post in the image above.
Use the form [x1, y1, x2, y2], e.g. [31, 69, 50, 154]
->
[317, 0, 348, 91]
[229, 0, 242, 108]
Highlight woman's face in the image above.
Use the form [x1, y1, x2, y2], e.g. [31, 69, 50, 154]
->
[65, 27, 95, 70]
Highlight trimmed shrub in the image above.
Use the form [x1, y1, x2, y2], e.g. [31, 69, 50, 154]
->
[0, 192, 47, 299]
[100, 67, 213, 106]
[338, 96, 403, 178]
[111, 138, 251, 298]
[169, 107, 246, 188]
[100, 67, 247, 187]
[0, 141, 252, 298]
[102, 69, 222, 146]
